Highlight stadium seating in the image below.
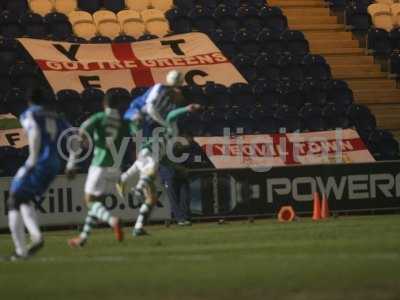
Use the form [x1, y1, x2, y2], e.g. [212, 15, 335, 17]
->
[141, 9, 170, 36]
[368, 3, 393, 31]
[54, 0, 77, 15]
[93, 10, 121, 39]
[29, 0, 54, 17]
[125, 0, 151, 12]
[45, 12, 73, 40]
[117, 10, 145, 38]
[21, 12, 48, 38]
[69, 10, 97, 39]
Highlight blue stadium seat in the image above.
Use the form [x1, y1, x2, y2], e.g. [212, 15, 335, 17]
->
[104, 0, 125, 13]
[234, 28, 260, 57]
[189, 5, 216, 34]
[202, 0, 218, 9]
[259, 6, 288, 32]
[236, 5, 263, 32]
[20, 13, 47, 38]
[347, 104, 376, 131]
[327, 80, 354, 107]
[106, 87, 131, 110]
[254, 53, 280, 82]
[131, 87, 148, 98]
[78, 0, 101, 14]
[278, 53, 304, 84]
[3, 87, 27, 116]
[228, 82, 255, 107]
[202, 108, 230, 136]
[179, 111, 205, 136]
[232, 54, 257, 82]
[299, 103, 325, 131]
[368, 129, 400, 160]
[0, 65, 11, 93]
[211, 29, 236, 58]
[213, 4, 239, 32]
[257, 28, 283, 55]
[181, 84, 208, 106]
[113, 34, 136, 43]
[277, 78, 304, 109]
[66, 35, 87, 43]
[322, 102, 349, 129]
[166, 8, 193, 33]
[5, 0, 28, 16]
[57, 89, 83, 124]
[274, 105, 301, 133]
[173, 0, 195, 14]
[300, 79, 328, 107]
[90, 35, 113, 43]
[390, 28, 400, 50]
[302, 54, 332, 81]
[138, 33, 159, 40]
[81, 88, 104, 114]
[367, 28, 392, 56]
[204, 83, 230, 108]
[252, 78, 280, 109]
[44, 12, 73, 40]
[219, 0, 241, 9]
[345, 4, 371, 31]
[226, 108, 256, 134]
[0, 38, 20, 67]
[0, 10, 23, 38]
[250, 105, 278, 133]
[249, 0, 268, 8]
[10, 63, 38, 89]
[282, 30, 310, 56]
[389, 50, 400, 76]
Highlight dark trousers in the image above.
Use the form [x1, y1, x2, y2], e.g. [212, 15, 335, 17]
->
[159, 165, 190, 222]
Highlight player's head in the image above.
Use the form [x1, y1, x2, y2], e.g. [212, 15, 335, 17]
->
[166, 70, 184, 87]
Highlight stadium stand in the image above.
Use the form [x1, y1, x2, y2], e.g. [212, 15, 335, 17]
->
[0, 0, 399, 177]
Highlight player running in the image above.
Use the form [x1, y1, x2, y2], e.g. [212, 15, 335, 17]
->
[66, 92, 136, 248]
[7, 89, 70, 261]
[116, 70, 201, 236]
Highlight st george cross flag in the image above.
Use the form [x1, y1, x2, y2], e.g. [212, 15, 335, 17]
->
[18, 33, 247, 92]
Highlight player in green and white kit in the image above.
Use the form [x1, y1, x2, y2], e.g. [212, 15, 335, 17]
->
[66, 92, 136, 248]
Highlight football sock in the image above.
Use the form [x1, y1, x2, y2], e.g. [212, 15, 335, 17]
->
[89, 202, 113, 226]
[134, 203, 153, 230]
[80, 215, 97, 240]
[8, 210, 27, 256]
[20, 204, 42, 243]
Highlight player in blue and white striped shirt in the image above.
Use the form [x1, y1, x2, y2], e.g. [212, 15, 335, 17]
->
[7, 89, 70, 260]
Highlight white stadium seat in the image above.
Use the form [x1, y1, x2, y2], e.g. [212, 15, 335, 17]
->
[117, 10, 146, 38]
[141, 9, 170, 37]
[368, 3, 394, 31]
[125, 0, 151, 12]
[29, 0, 54, 17]
[54, 0, 77, 15]
[69, 10, 97, 40]
[93, 10, 121, 39]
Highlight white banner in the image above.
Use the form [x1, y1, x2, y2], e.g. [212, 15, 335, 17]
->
[195, 129, 375, 169]
[0, 174, 170, 229]
[18, 33, 246, 93]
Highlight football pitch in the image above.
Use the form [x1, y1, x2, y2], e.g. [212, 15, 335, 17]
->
[0, 215, 399, 300]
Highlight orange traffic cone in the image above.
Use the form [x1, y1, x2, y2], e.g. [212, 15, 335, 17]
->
[312, 192, 321, 221]
[321, 194, 330, 219]
[278, 206, 296, 222]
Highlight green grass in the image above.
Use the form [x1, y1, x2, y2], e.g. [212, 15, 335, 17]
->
[0, 215, 400, 300]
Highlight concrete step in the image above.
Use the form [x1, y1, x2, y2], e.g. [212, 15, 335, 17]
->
[347, 79, 397, 89]
[312, 47, 364, 55]
[290, 24, 344, 31]
[332, 70, 387, 79]
[354, 90, 400, 104]
[331, 65, 382, 73]
[304, 31, 354, 40]
[282, 7, 331, 16]
[309, 40, 359, 48]
[368, 104, 400, 130]
[288, 16, 338, 24]
[269, 0, 327, 7]
[325, 55, 374, 65]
